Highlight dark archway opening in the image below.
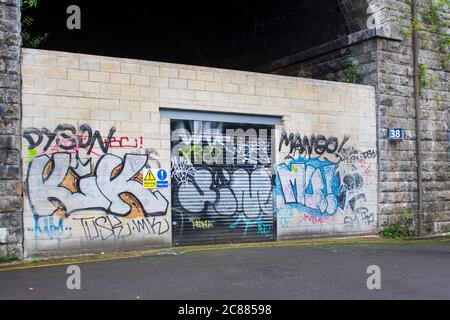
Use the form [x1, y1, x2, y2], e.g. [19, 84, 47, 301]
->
[28, 0, 351, 71]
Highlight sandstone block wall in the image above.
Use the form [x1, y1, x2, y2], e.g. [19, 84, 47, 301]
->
[21, 49, 377, 256]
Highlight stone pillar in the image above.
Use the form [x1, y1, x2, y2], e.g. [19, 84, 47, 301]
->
[0, 0, 22, 257]
[376, 0, 450, 234]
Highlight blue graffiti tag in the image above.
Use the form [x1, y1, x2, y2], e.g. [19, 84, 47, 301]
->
[275, 158, 341, 216]
[28, 214, 72, 240]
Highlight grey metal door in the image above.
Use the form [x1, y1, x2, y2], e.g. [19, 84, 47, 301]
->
[170, 119, 275, 246]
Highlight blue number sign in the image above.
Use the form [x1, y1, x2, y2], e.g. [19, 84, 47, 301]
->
[388, 128, 404, 141]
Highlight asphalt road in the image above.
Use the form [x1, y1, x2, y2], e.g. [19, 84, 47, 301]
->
[0, 239, 449, 300]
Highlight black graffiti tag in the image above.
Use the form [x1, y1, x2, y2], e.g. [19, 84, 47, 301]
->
[74, 216, 170, 241]
[279, 132, 349, 159]
[23, 124, 116, 155]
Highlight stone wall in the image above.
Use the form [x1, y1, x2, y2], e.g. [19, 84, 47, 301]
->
[0, 0, 22, 257]
[378, 0, 449, 234]
[21, 48, 377, 257]
[260, 0, 450, 234]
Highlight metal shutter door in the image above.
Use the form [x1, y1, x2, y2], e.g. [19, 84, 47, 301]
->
[171, 120, 275, 246]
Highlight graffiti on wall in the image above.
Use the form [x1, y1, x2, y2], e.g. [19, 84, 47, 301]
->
[279, 132, 350, 160]
[338, 147, 377, 164]
[276, 158, 340, 215]
[276, 131, 376, 232]
[172, 165, 273, 235]
[339, 173, 375, 229]
[170, 120, 275, 243]
[27, 153, 168, 218]
[23, 124, 169, 243]
[23, 124, 116, 156]
[74, 215, 170, 241]
[27, 214, 170, 242]
[24, 123, 146, 161]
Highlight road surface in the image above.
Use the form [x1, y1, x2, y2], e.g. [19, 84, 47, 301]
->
[0, 239, 449, 300]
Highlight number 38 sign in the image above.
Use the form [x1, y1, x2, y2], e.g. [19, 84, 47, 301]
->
[388, 128, 404, 141]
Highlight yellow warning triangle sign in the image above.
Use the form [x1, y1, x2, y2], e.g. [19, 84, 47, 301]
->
[144, 170, 156, 182]
[143, 169, 157, 189]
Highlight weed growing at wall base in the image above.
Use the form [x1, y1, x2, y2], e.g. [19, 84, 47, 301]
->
[379, 207, 415, 239]
[380, 223, 415, 238]
[0, 255, 19, 264]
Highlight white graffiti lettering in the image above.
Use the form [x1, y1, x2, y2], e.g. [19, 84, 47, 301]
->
[26, 153, 169, 218]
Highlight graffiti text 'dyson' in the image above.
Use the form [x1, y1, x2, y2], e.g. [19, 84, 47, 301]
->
[23, 124, 116, 155]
